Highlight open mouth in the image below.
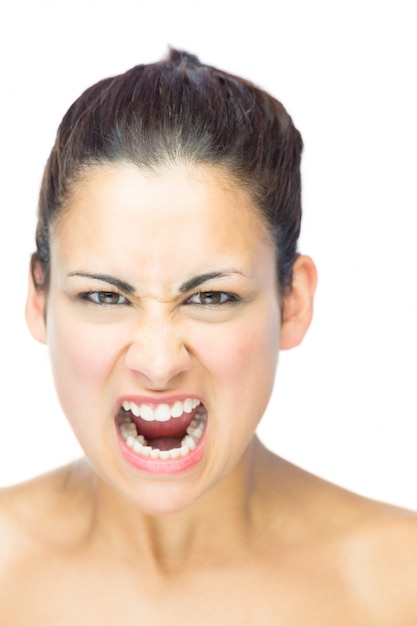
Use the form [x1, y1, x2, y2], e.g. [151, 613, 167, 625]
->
[116, 398, 207, 460]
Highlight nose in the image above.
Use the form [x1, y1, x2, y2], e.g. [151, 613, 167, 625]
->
[124, 318, 191, 388]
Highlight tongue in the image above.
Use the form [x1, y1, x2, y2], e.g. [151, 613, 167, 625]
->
[130, 411, 194, 440]
[148, 436, 184, 451]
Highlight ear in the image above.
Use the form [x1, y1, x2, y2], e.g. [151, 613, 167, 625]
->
[280, 255, 317, 350]
[25, 261, 47, 344]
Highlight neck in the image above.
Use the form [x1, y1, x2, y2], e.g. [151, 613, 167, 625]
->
[87, 437, 276, 572]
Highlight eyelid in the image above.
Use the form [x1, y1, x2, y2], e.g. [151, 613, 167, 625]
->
[78, 290, 131, 306]
[185, 290, 239, 305]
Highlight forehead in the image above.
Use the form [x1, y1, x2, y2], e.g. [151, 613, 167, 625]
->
[59, 162, 269, 229]
[52, 163, 276, 289]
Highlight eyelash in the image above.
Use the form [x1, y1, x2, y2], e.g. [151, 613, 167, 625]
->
[78, 290, 239, 307]
[185, 291, 239, 306]
[79, 291, 130, 306]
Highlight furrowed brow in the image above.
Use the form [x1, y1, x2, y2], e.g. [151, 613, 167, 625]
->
[179, 270, 246, 293]
[66, 272, 136, 295]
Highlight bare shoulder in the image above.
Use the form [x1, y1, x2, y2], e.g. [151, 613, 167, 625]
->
[303, 463, 417, 623]
[0, 460, 94, 575]
[342, 498, 417, 623]
[262, 453, 417, 624]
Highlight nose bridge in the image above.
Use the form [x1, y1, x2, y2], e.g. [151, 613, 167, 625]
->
[125, 311, 190, 386]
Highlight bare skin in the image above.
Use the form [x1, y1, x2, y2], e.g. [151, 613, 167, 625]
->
[3, 164, 416, 623]
[1, 439, 417, 625]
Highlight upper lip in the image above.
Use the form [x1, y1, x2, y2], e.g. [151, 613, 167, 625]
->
[117, 394, 203, 410]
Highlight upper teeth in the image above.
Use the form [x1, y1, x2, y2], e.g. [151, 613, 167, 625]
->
[122, 398, 200, 422]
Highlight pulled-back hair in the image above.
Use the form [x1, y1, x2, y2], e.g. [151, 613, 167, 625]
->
[32, 49, 303, 293]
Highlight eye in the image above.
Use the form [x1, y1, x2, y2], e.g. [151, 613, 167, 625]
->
[186, 291, 238, 305]
[81, 291, 130, 306]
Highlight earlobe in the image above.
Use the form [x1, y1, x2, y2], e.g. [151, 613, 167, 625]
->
[280, 255, 317, 350]
[25, 264, 47, 345]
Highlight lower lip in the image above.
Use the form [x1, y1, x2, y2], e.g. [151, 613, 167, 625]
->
[116, 427, 207, 475]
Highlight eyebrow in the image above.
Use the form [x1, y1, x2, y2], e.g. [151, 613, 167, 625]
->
[66, 272, 136, 295]
[66, 269, 246, 295]
[178, 270, 246, 293]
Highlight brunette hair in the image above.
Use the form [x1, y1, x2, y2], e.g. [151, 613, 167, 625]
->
[32, 48, 303, 292]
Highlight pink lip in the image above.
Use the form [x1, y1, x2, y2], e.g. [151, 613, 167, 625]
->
[116, 426, 207, 475]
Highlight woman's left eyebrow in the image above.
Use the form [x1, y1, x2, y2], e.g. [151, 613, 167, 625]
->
[179, 270, 246, 293]
[66, 272, 136, 295]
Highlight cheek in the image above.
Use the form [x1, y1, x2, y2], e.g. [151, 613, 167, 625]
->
[46, 313, 124, 410]
[190, 307, 280, 397]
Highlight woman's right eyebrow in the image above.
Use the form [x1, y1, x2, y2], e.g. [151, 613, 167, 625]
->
[66, 272, 136, 295]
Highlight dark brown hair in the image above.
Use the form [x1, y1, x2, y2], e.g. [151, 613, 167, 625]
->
[32, 49, 303, 292]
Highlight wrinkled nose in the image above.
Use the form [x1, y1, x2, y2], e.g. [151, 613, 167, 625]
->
[124, 320, 191, 388]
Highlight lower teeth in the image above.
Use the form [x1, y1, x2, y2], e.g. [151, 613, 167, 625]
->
[118, 407, 207, 460]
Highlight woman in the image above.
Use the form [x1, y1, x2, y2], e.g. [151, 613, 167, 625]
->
[0, 49, 416, 624]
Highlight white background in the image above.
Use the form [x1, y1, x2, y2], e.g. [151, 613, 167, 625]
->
[0, 1, 416, 509]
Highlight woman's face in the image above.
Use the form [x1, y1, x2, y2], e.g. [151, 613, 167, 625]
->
[33, 163, 282, 514]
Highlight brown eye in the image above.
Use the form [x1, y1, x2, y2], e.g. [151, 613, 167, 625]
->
[98, 292, 121, 305]
[187, 291, 237, 305]
[82, 291, 130, 305]
[200, 292, 221, 304]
